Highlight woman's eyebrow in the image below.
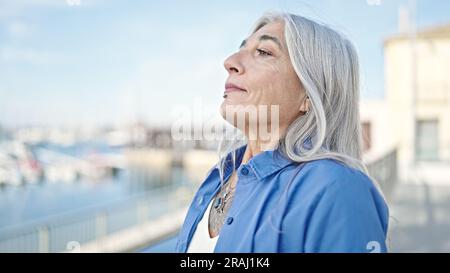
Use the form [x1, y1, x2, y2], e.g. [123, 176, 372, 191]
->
[239, 34, 283, 50]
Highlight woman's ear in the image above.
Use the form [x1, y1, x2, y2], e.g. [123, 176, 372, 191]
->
[299, 95, 310, 114]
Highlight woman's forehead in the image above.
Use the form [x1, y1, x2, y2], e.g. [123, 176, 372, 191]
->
[244, 21, 286, 50]
[252, 21, 284, 39]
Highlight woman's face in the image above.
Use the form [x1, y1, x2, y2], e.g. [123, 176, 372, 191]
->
[220, 20, 308, 135]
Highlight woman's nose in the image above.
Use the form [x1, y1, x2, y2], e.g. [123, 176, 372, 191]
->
[223, 53, 244, 75]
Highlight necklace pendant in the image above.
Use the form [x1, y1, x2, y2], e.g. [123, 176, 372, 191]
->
[223, 192, 228, 200]
[214, 197, 222, 209]
[216, 199, 225, 214]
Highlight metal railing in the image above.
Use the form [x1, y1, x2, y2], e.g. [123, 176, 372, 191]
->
[366, 148, 398, 200]
[0, 184, 194, 253]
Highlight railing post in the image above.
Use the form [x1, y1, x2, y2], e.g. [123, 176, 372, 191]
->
[95, 212, 108, 239]
[38, 226, 50, 253]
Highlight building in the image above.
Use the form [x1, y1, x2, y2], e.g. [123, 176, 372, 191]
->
[362, 23, 450, 185]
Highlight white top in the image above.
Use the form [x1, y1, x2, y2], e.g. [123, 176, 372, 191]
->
[187, 197, 219, 253]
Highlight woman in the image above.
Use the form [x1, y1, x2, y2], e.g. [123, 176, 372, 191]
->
[175, 11, 389, 253]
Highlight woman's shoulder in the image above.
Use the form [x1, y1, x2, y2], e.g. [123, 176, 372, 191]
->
[281, 159, 389, 253]
[286, 158, 389, 231]
[289, 158, 384, 204]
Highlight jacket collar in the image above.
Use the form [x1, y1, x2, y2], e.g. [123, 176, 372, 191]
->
[248, 146, 297, 180]
[220, 143, 296, 181]
[220, 137, 314, 181]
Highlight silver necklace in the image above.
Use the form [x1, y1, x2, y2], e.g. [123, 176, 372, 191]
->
[208, 173, 237, 237]
[213, 179, 236, 213]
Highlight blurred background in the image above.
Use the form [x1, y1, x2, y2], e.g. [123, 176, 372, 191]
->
[0, 0, 449, 253]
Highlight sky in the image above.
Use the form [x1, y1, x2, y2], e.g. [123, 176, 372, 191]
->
[1, 0, 450, 128]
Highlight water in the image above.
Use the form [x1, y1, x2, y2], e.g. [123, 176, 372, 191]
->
[1, 171, 126, 227]
[0, 141, 192, 230]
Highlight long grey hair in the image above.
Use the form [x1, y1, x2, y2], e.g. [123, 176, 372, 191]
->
[217, 12, 381, 194]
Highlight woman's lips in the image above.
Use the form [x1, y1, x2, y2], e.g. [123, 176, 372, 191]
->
[224, 88, 247, 93]
[223, 88, 247, 98]
[224, 83, 247, 94]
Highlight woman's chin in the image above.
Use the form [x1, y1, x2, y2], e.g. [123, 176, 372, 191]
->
[220, 101, 242, 117]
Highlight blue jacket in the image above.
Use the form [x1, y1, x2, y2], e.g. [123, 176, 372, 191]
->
[175, 144, 389, 253]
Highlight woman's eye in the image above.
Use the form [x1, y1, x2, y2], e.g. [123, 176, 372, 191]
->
[256, 49, 272, 56]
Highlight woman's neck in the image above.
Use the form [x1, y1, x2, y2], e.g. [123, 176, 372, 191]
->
[241, 137, 281, 165]
[239, 120, 291, 164]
